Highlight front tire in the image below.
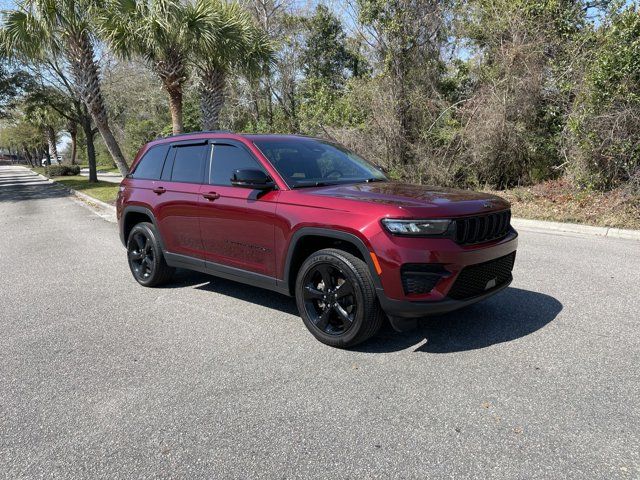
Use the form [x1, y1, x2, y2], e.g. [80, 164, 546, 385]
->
[126, 222, 174, 287]
[295, 248, 384, 348]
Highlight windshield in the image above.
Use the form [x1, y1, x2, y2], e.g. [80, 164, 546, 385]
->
[252, 138, 387, 188]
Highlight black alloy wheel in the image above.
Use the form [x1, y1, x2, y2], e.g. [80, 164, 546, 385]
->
[126, 222, 174, 287]
[128, 229, 155, 281]
[295, 248, 385, 348]
[302, 263, 356, 335]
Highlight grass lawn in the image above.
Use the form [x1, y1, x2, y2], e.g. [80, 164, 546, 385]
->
[489, 179, 640, 230]
[53, 176, 120, 204]
[30, 167, 119, 205]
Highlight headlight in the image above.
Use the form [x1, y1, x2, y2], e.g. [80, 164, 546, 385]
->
[381, 218, 452, 236]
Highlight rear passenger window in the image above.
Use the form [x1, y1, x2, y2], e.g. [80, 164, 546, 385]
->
[210, 145, 264, 185]
[131, 145, 168, 180]
[169, 145, 207, 183]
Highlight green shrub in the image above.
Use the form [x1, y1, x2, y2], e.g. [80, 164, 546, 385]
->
[45, 164, 81, 177]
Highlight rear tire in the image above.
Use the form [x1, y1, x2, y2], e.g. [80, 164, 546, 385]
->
[126, 222, 174, 287]
[295, 248, 384, 348]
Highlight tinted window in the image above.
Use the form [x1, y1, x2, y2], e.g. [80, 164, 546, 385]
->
[210, 145, 264, 185]
[170, 145, 207, 183]
[253, 139, 386, 188]
[132, 145, 168, 180]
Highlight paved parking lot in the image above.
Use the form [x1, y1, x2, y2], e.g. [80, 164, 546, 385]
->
[1, 166, 638, 478]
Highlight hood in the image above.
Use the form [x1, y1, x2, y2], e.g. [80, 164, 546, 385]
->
[305, 182, 510, 216]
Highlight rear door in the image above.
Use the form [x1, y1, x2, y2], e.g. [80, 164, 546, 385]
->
[199, 141, 279, 277]
[154, 140, 208, 260]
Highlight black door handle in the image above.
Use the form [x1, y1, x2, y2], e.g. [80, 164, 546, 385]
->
[202, 192, 220, 201]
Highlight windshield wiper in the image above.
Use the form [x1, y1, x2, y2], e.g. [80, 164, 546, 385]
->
[291, 181, 338, 189]
[364, 177, 386, 183]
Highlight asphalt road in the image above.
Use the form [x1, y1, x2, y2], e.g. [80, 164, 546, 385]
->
[1, 166, 638, 479]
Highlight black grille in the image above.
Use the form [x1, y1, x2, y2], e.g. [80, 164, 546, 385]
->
[455, 210, 511, 245]
[448, 252, 516, 300]
[401, 264, 446, 295]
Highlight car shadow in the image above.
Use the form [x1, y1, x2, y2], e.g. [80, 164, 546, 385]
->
[354, 287, 562, 353]
[166, 270, 561, 353]
[165, 269, 298, 316]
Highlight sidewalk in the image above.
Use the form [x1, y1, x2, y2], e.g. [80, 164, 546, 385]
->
[79, 168, 123, 184]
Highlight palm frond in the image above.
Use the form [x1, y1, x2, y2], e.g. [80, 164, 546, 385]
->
[0, 8, 55, 60]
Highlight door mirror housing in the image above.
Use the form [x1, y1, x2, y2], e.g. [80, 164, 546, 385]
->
[230, 169, 275, 190]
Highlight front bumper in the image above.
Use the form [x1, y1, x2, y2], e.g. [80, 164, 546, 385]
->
[371, 228, 518, 319]
[376, 276, 512, 319]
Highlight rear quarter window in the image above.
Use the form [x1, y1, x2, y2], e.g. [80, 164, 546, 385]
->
[131, 145, 169, 180]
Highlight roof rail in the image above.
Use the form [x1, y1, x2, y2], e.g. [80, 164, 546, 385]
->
[162, 130, 234, 139]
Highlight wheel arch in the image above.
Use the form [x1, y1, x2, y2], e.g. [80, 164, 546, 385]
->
[283, 227, 382, 296]
[120, 206, 166, 251]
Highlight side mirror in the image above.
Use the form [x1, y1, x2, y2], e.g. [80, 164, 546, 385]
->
[230, 169, 275, 190]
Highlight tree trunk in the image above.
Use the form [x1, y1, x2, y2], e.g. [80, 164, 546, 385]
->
[65, 31, 129, 176]
[167, 86, 184, 135]
[22, 143, 34, 167]
[154, 54, 186, 135]
[43, 144, 51, 166]
[45, 125, 59, 164]
[81, 113, 98, 183]
[199, 68, 226, 131]
[68, 120, 78, 165]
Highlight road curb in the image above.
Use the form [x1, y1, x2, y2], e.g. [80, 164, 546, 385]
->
[511, 217, 640, 241]
[25, 167, 640, 240]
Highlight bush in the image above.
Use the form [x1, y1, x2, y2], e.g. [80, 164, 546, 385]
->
[567, 6, 640, 190]
[45, 164, 81, 177]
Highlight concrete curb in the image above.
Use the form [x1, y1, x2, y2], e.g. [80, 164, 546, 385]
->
[511, 217, 640, 241]
[26, 167, 640, 241]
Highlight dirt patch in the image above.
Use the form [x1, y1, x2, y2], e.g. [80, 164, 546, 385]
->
[488, 179, 640, 230]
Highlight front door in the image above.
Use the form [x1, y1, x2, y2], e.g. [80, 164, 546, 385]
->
[199, 142, 278, 277]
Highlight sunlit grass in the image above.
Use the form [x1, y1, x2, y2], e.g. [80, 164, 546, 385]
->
[53, 176, 120, 204]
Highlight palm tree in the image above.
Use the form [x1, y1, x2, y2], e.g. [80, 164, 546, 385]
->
[101, 0, 219, 135]
[0, 1, 130, 176]
[193, 0, 273, 130]
[23, 98, 61, 166]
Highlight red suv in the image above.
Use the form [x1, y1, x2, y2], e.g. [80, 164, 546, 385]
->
[117, 132, 517, 347]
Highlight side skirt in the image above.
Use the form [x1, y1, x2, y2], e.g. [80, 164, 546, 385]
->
[164, 252, 291, 297]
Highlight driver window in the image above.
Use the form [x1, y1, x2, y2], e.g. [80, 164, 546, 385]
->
[209, 144, 264, 185]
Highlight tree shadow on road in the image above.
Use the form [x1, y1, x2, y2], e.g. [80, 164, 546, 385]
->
[0, 182, 71, 202]
[355, 287, 562, 353]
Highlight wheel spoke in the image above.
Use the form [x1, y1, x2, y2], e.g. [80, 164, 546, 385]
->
[335, 281, 353, 299]
[142, 257, 152, 273]
[333, 303, 352, 327]
[315, 307, 331, 330]
[304, 285, 324, 300]
[133, 232, 145, 251]
[316, 264, 334, 290]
